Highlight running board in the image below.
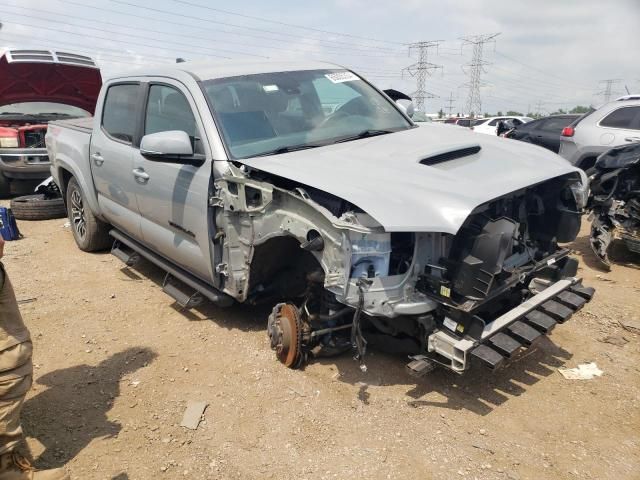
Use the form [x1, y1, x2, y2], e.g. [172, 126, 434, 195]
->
[162, 273, 204, 309]
[109, 229, 234, 308]
[111, 240, 141, 267]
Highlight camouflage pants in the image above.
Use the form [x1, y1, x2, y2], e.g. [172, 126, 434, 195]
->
[0, 266, 32, 455]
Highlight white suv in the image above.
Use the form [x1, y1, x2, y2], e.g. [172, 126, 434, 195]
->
[559, 96, 640, 169]
[472, 116, 533, 135]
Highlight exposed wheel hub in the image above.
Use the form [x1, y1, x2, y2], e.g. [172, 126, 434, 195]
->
[267, 303, 303, 368]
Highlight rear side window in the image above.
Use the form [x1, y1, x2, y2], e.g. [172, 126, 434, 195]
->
[600, 106, 640, 129]
[102, 84, 140, 143]
[540, 117, 573, 132]
[488, 118, 504, 126]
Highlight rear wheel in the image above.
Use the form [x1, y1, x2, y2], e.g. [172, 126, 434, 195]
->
[66, 177, 111, 251]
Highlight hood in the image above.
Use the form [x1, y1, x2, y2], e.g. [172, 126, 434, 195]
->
[240, 125, 581, 234]
[0, 50, 101, 114]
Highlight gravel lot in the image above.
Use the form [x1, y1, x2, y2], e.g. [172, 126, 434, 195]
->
[3, 208, 639, 480]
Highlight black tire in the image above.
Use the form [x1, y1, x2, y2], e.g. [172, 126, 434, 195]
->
[0, 173, 11, 198]
[66, 177, 112, 251]
[10, 194, 66, 220]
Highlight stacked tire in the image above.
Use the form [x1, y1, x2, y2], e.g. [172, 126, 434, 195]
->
[9, 194, 67, 221]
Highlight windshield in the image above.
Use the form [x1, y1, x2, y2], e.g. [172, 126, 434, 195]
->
[201, 69, 412, 159]
[0, 102, 90, 118]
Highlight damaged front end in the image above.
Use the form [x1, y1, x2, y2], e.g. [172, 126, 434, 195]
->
[215, 163, 594, 375]
[588, 143, 640, 269]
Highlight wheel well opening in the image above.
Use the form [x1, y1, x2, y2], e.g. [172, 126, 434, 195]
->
[59, 168, 73, 205]
[248, 235, 323, 304]
[578, 156, 597, 171]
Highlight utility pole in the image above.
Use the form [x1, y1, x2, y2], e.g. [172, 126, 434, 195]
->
[535, 100, 544, 117]
[401, 40, 443, 112]
[597, 79, 622, 102]
[443, 91, 455, 118]
[460, 33, 500, 118]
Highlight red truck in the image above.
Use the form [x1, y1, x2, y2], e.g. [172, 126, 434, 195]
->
[0, 49, 101, 196]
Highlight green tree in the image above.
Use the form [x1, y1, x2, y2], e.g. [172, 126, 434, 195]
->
[506, 110, 523, 116]
[496, 111, 503, 116]
[438, 108, 444, 119]
[569, 105, 591, 114]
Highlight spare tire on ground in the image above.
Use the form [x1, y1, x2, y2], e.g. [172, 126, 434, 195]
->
[10, 194, 67, 220]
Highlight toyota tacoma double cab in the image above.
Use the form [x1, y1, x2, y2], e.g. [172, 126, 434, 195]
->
[46, 60, 594, 375]
[0, 48, 101, 195]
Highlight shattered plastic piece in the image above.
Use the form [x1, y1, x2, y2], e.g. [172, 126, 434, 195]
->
[558, 362, 603, 380]
[618, 317, 640, 334]
[180, 401, 208, 430]
[599, 335, 629, 347]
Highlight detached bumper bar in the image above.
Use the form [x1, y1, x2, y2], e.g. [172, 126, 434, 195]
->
[427, 278, 594, 373]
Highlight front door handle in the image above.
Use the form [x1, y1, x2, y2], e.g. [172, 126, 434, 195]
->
[132, 168, 150, 183]
[91, 152, 104, 166]
[624, 136, 640, 142]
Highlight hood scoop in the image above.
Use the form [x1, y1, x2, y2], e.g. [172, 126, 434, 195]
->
[419, 144, 481, 166]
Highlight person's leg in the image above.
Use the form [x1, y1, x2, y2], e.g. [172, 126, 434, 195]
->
[0, 342, 32, 455]
[0, 267, 68, 480]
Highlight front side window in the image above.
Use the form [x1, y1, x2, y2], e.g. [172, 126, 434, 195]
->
[144, 84, 198, 141]
[600, 106, 640, 130]
[102, 84, 139, 143]
[201, 69, 412, 159]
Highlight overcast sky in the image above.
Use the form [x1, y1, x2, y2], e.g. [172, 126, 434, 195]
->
[2, 0, 638, 115]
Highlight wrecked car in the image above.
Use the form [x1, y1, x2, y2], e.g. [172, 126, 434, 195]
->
[587, 142, 640, 269]
[0, 49, 101, 195]
[46, 60, 594, 375]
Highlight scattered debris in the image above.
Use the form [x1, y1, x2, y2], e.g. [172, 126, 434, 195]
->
[598, 335, 629, 347]
[472, 443, 495, 454]
[16, 297, 37, 305]
[62, 221, 70, 228]
[595, 275, 614, 282]
[618, 317, 640, 334]
[558, 362, 603, 380]
[180, 400, 208, 430]
[287, 386, 306, 397]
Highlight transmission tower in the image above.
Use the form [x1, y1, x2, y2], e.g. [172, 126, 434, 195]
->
[443, 92, 455, 117]
[401, 41, 443, 112]
[460, 33, 500, 117]
[597, 79, 622, 102]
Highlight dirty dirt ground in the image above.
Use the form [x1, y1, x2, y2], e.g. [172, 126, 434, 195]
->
[2, 207, 639, 480]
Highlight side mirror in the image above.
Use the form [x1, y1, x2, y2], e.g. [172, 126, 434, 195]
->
[395, 99, 415, 118]
[140, 130, 200, 164]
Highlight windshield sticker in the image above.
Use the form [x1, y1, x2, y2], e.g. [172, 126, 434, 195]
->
[325, 71, 360, 84]
[263, 84, 279, 92]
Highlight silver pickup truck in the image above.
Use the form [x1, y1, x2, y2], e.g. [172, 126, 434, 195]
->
[46, 60, 594, 375]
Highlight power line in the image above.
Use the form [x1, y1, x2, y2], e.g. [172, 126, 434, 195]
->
[402, 41, 443, 112]
[494, 51, 592, 90]
[166, 0, 404, 46]
[460, 33, 500, 117]
[0, 11, 267, 58]
[596, 79, 623, 102]
[0, 1, 365, 58]
[111, 0, 403, 55]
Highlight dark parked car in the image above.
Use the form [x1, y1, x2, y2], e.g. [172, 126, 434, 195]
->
[506, 114, 579, 153]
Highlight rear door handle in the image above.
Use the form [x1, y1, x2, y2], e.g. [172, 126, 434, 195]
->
[91, 152, 104, 166]
[624, 137, 640, 142]
[132, 168, 150, 183]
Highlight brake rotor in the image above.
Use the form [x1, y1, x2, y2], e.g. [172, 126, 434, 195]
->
[267, 303, 303, 368]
